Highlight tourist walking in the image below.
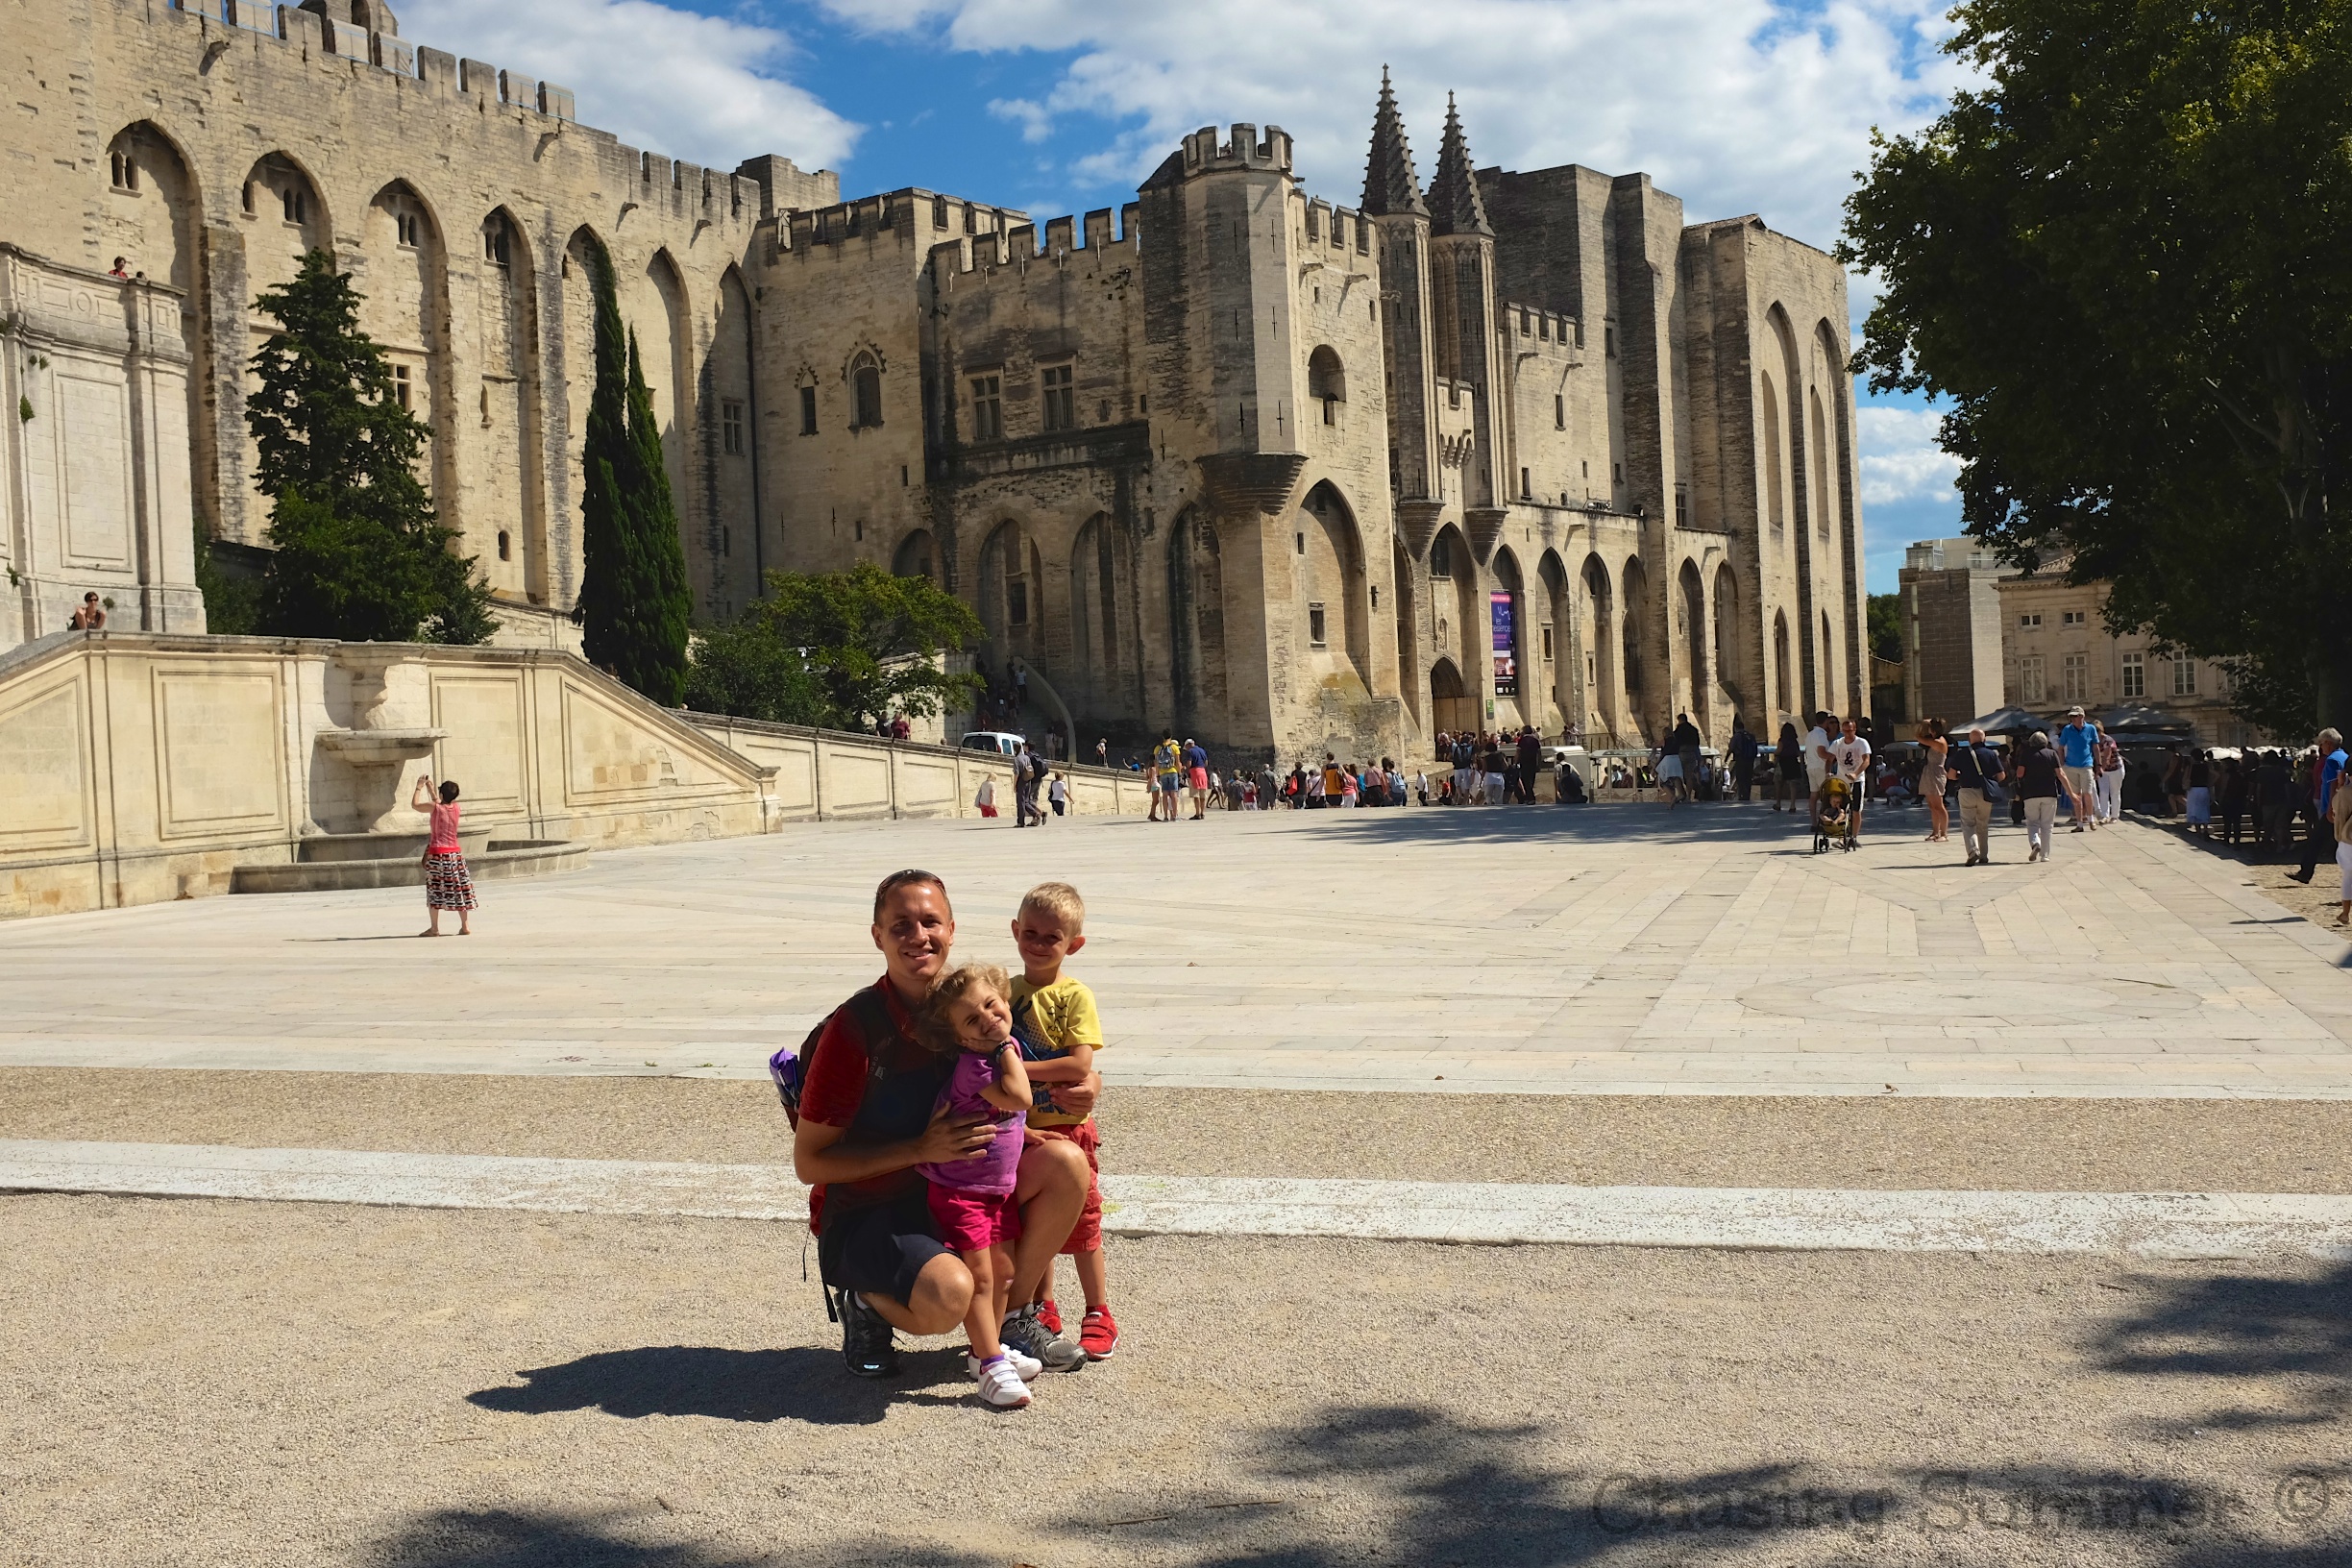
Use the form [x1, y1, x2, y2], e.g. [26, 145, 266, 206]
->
[1730, 718, 1757, 804]
[2333, 765, 2352, 925]
[1773, 722, 1804, 812]
[1830, 718, 1873, 845]
[2289, 729, 2348, 883]
[1918, 719, 1949, 843]
[1013, 744, 1042, 827]
[2185, 750, 2214, 837]
[2019, 731, 2064, 862]
[410, 774, 475, 936]
[974, 774, 999, 819]
[2057, 706, 2099, 832]
[2095, 732, 2125, 822]
[1150, 733, 1181, 822]
[1950, 725, 2005, 866]
[1047, 772, 1068, 819]
[1671, 713, 1703, 807]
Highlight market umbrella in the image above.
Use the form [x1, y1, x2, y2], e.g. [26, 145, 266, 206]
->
[2096, 702, 2192, 733]
[1962, 705, 2048, 739]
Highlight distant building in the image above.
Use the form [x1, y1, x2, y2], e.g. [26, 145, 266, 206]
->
[1897, 536, 2013, 726]
[1997, 574, 2261, 746]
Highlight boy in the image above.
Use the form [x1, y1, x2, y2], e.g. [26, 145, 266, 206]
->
[1008, 881, 1118, 1360]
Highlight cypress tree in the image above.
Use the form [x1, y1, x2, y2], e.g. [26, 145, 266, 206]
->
[246, 250, 493, 644]
[575, 233, 631, 674]
[620, 330, 693, 705]
[574, 237, 692, 702]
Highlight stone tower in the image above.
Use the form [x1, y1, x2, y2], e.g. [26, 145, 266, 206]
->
[1363, 69, 1441, 556]
[1427, 92, 1507, 554]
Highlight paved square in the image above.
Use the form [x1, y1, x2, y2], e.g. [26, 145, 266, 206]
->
[7, 805, 2351, 1097]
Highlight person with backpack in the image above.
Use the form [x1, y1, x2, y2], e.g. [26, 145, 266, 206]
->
[783, 870, 1092, 1380]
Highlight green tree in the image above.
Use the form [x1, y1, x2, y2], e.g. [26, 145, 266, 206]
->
[685, 563, 984, 731]
[245, 250, 493, 644]
[192, 517, 260, 636]
[1867, 593, 1903, 665]
[1842, 0, 2352, 736]
[573, 234, 692, 703]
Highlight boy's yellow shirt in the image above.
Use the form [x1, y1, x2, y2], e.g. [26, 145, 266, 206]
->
[1010, 973, 1104, 1127]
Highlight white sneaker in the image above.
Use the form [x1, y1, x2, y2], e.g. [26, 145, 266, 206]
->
[968, 1347, 1042, 1381]
[972, 1355, 1032, 1409]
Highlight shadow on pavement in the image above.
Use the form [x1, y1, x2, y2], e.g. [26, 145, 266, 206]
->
[465, 1344, 967, 1425]
[363, 1508, 767, 1568]
[2090, 1262, 2352, 1435]
[1039, 1403, 2349, 1566]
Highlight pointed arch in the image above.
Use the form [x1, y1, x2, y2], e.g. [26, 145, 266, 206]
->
[556, 226, 609, 607]
[1167, 506, 1228, 735]
[638, 247, 692, 501]
[1581, 552, 1617, 741]
[1620, 555, 1651, 739]
[1430, 521, 1479, 688]
[104, 123, 212, 543]
[1538, 549, 1569, 734]
[1299, 479, 1370, 681]
[1393, 536, 1420, 723]
[710, 263, 760, 609]
[1491, 545, 1528, 725]
[894, 527, 937, 582]
[1678, 558, 1706, 727]
[1712, 561, 1744, 712]
[1430, 656, 1477, 738]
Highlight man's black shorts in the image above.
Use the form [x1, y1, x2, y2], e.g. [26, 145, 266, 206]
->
[818, 1185, 950, 1305]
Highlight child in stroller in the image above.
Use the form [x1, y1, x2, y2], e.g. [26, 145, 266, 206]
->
[1814, 775, 1856, 853]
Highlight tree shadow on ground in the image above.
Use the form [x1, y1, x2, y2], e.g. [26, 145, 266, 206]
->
[1287, 801, 1825, 850]
[1041, 1403, 2349, 1567]
[464, 1344, 968, 1426]
[362, 1507, 1012, 1568]
[2089, 1262, 2352, 1435]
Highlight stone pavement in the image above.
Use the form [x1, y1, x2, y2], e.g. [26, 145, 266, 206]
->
[6, 803, 2352, 1096]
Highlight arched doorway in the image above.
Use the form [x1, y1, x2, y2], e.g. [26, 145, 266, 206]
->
[1581, 553, 1616, 741]
[1430, 658, 1477, 738]
[893, 528, 937, 582]
[1538, 551, 1568, 736]
[1299, 481, 1369, 681]
[1492, 548, 1528, 728]
[1678, 559, 1705, 728]
[1392, 537, 1420, 724]
[1621, 556, 1650, 739]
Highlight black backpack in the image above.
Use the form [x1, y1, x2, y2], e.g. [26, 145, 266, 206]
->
[769, 989, 898, 1131]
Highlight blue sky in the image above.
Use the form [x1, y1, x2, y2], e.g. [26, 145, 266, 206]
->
[404, 0, 1968, 591]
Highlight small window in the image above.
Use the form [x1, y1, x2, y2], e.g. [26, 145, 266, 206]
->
[1430, 534, 1453, 578]
[932, 194, 948, 228]
[282, 186, 306, 225]
[1295, 532, 1305, 555]
[496, 529, 511, 561]
[110, 152, 138, 193]
[1520, 467, 1531, 499]
[395, 210, 420, 248]
[1309, 602, 1327, 647]
[1041, 363, 1075, 432]
[2062, 609, 2085, 626]
[1675, 486, 1688, 528]
[852, 358, 883, 427]
[2063, 651, 2087, 701]
[1009, 579, 1029, 625]
[2121, 651, 2145, 698]
[2172, 657, 2198, 697]
[1605, 324, 1616, 358]
[484, 224, 509, 265]
[1555, 394, 1565, 429]
[723, 527, 732, 557]
[971, 375, 1002, 440]
[722, 399, 745, 454]
[2020, 654, 2046, 704]
[799, 384, 819, 435]
[242, 182, 257, 215]
[1542, 625, 1556, 662]
[392, 364, 411, 410]
[1612, 462, 1623, 485]
[2020, 613, 2042, 629]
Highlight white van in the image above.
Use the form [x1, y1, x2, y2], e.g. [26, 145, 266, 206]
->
[959, 731, 1026, 756]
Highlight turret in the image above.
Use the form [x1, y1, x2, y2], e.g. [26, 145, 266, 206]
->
[1428, 93, 1507, 549]
[1363, 69, 1439, 535]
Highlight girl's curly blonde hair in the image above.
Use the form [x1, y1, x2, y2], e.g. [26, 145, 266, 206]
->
[917, 962, 1011, 1054]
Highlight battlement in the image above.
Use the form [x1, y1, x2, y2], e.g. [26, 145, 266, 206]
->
[159, 0, 802, 224]
[922, 202, 1141, 285]
[776, 188, 1032, 259]
[1176, 123, 1294, 177]
[1297, 194, 1374, 259]
[1503, 299, 1581, 352]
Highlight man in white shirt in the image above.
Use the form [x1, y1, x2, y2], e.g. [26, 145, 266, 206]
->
[1830, 716, 1874, 845]
[1803, 712, 1835, 802]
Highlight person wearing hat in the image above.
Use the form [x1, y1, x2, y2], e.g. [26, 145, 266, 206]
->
[2057, 705, 2100, 832]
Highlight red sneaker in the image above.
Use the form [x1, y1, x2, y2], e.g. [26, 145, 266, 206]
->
[1036, 1298, 1063, 1335]
[1079, 1305, 1118, 1360]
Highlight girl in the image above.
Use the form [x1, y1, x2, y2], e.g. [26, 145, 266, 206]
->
[410, 774, 475, 937]
[1919, 719, 1949, 843]
[917, 964, 1038, 1409]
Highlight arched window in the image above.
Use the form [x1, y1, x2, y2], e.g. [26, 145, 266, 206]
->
[1308, 346, 1345, 427]
[851, 352, 883, 429]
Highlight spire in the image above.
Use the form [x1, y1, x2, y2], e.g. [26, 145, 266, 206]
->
[1428, 92, 1492, 237]
[1362, 66, 1427, 219]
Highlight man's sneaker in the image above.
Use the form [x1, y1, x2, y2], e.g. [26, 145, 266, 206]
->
[1000, 1303, 1085, 1371]
[836, 1288, 898, 1379]
[968, 1347, 1043, 1381]
[1079, 1305, 1119, 1360]
[972, 1355, 1032, 1409]
[1036, 1297, 1064, 1336]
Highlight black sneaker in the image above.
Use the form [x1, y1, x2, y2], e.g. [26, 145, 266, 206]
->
[837, 1288, 898, 1378]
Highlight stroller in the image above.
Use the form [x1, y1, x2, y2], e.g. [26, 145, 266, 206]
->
[1813, 776, 1857, 853]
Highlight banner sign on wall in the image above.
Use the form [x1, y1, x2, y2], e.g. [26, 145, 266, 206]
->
[1490, 592, 1517, 697]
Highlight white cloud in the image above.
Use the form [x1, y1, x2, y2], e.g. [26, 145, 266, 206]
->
[1856, 404, 1960, 506]
[398, 0, 859, 171]
[816, 0, 1972, 250]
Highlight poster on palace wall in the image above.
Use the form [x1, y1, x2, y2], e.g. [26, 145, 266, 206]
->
[1490, 592, 1517, 697]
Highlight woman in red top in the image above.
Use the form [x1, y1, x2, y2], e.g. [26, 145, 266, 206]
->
[410, 773, 476, 936]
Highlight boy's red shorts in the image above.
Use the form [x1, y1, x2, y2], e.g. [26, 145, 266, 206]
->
[1030, 1120, 1101, 1254]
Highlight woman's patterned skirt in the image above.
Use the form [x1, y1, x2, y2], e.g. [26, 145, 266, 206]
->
[424, 849, 478, 911]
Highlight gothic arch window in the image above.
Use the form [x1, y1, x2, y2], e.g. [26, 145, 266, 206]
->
[1308, 345, 1346, 427]
[850, 351, 883, 429]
